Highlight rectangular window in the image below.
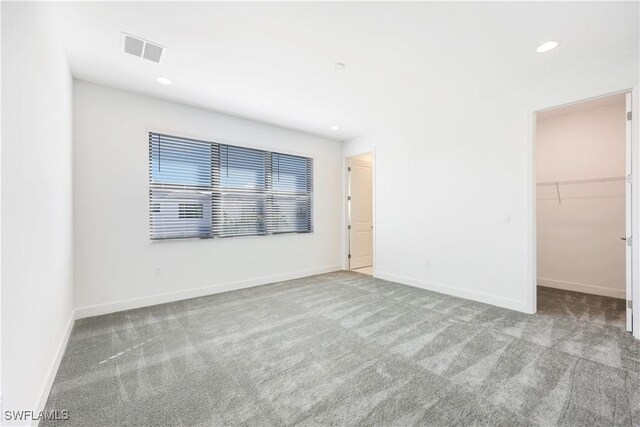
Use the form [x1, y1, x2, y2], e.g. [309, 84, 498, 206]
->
[270, 153, 313, 234]
[149, 132, 313, 240]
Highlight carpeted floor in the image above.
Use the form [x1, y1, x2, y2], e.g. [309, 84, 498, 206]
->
[537, 285, 628, 330]
[43, 271, 640, 426]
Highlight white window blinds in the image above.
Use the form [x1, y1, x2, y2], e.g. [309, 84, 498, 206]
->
[149, 132, 313, 240]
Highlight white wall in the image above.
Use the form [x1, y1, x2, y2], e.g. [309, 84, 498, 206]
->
[0, 0, 3, 412]
[1, 1, 75, 421]
[536, 98, 626, 298]
[73, 81, 342, 316]
[343, 54, 638, 313]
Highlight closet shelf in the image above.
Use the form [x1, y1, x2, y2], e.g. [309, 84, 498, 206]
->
[536, 176, 626, 187]
[536, 176, 626, 204]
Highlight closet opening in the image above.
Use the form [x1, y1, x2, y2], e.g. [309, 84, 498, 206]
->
[346, 152, 374, 276]
[534, 92, 633, 332]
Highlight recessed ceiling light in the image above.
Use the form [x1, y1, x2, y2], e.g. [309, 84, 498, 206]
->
[330, 125, 340, 130]
[536, 41, 559, 53]
[333, 63, 346, 70]
[156, 77, 172, 85]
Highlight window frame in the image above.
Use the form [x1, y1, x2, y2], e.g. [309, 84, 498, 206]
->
[148, 129, 315, 241]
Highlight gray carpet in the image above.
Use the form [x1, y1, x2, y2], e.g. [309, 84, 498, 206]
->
[537, 285, 628, 330]
[42, 271, 640, 426]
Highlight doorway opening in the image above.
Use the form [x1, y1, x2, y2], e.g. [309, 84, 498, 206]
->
[347, 152, 373, 276]
[534, 92, 633, 332]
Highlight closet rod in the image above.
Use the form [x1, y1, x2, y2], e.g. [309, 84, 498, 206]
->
[536, 176, 626, 187]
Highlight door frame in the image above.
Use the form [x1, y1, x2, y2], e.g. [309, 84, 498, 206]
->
[344, 151, 376, 273]
[529, 87, 639, 338]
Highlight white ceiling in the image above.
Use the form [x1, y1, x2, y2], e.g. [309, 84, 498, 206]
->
[52, 1, 639, 141]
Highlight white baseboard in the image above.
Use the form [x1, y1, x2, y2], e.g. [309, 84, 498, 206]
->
[32, 308, 76, 426]
[75, 265, 342, 319]
[537, 277, 625, 299]
[375, 271, 531, 313]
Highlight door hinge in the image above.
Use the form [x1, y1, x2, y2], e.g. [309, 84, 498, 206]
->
[628, 299, 633, 310]
[347, 196, 352, 201]
[348, 225, 352, 230]
[348, 254, 352, 259]
[627, 174, 632, 183]
[628, 236, 633, 247]
[348, 167, 352, 172]
[627, 111, 632, 121]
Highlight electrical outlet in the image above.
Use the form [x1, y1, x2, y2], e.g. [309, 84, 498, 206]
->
[154, 267, 162, 277]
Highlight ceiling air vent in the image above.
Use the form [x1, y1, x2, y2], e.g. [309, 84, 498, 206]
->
[121, 32, 166, 63]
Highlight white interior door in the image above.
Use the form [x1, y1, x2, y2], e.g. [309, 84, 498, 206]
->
[349, 157, 373, 269]
[626, 92, 633, 332]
